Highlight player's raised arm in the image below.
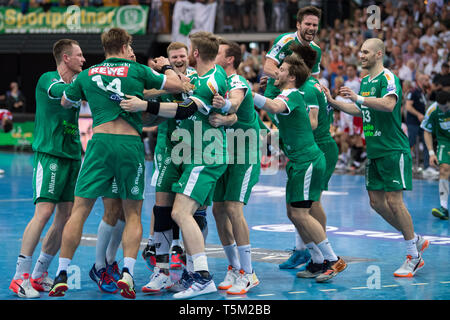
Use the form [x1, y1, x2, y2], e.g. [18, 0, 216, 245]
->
[322, 85, 362, 117]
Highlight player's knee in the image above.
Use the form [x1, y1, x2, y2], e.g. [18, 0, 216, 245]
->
[154, 205, 174, 232]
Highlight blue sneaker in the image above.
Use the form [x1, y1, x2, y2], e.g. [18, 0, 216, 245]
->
[173, 271, 217, 299]
[89, 264, 118, 294]
[279, 249, 311, 269]
[106, 261, 121, 283]
[170, 269, 194, 292]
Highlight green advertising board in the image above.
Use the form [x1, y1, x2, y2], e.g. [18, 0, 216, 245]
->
[0, 5, 149, 35]
[0, 121, 34, 147]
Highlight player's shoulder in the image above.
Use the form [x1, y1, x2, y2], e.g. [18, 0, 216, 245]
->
[382, 68, 398, 82]
[273, 32, 297, 46]
[38, 70, 59, 83]
[309, 40, 321, 51]
[425, 102, 438, 117]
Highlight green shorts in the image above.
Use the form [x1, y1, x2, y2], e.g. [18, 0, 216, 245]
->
[213, 163, 260, 204]
[103, 178, 120, 199]
[437, 143, 450, 165]
[172, 163, 227, 206]
[285, 153, 326, 203]
[75, 133, 145, 200]
[154, 146, 183, 193]
[316, 138, 339, 191]
[365, 152, 412, 192]
[32, 152, 81, 204]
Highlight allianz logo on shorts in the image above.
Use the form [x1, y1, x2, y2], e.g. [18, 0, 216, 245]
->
[49, 163, 58, 172]
[131, 163, 144, 195]
[48, 163, 58, 195]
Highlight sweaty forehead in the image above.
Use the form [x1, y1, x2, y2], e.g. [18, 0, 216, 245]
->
[301, 15, 319, 25]
[169, 48, 188, 58]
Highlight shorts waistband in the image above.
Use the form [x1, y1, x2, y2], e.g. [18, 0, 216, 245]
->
[92, 133, 142, 141]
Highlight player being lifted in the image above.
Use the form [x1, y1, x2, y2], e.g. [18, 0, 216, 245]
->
[323, 38, 429, 277]
[211, 39, 261, 294]
[252, 52, 347, 282]
[48, 28, 184, 299]
[421, 90, 450, 220]
[9, 39, 85, 299]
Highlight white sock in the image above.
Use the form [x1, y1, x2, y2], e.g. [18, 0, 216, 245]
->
[237, 244, 252, 274]
[223, 243, 240, 270]
[192, 252, 208, 272]
[317, 239, 338, 262]
[123, 257, 136, 276]
[14, 255, 32, 279]
[154, 230, 173, 255]
[439, 179, 449, 209]
[406, 238, 419, 258]
[95, 220, 114, 270]
[306, 242, 324, 264]
[31, 251, 54, 279]
[186, 254, 194, 272]
[106, 219, 125, 265]
[295, 231, 306, 251]
[56, 257, 71, 276]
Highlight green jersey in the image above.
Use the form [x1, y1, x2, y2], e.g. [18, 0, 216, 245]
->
[64, 58, 166, 135]
[158, 66, 198, 147]
[273, 88, 322, 163]
[226, 74, 259, 129]
[421, 102, 450, 145]
[356, 68, 409, 159]
[177, 64, 228, 164]
[32, 71, 81, 160]
[301, 76, 333, 143]
[264, 32, 322, 99]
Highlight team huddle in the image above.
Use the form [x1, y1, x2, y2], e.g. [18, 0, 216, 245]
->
[9, 6, 441, 300]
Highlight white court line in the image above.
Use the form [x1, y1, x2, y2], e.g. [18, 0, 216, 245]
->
[410, 283, 428, 286]
[440, 281, 450, 284]
[351, 287, 368, 290]
[320, 289, 337, 292]
[382, 284, 399, 288]
[257, 293, 275, 297]
[288, 291, 306, 294]
[0, 198, 33, 202]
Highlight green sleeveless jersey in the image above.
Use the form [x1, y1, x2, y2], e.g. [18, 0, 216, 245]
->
[273, 88, 322, 163]
[356, 68, 409, 159]
[32, 71, 81, 160]
[64, 58, 166, 135]
[301, 76, 333, 143]
[176, 64, 228, 164]
[421, 102, 450, 145]
[264, 32, 321, 99]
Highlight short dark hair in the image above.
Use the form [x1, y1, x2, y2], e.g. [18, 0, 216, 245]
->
[53, 39, 80, 65]
[101, 28, 132, 56]
[297, 6, 322, 24]
[219, 39, 242, 69]
[283, 55, 310, 88]
[436, 90, 450, 105]
[289, 43, 317, 71]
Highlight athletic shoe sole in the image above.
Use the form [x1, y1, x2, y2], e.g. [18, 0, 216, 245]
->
[432, 209, 449, 220]
[316, 258, 347, 283]
[117, 280, 136, 299]
[48, 283, 68, 297]
[226, 280, 260, 295]
[142, 283, 174, 293]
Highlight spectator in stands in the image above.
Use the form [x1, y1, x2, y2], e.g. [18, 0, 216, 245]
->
[420, 26, 439, 48]
[398, 59, 417, 83]
[5, 81, 26, 113]
[405, 73, 432, 173]
[403, 43, 421, 64]
[424, 52, 443, 77]
[431, 62, 450, 100]
[330, 65, 347, 92]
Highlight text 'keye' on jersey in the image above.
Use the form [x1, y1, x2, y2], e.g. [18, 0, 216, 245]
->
[356, 68, 409, 159]
[64, 58, 166, 135]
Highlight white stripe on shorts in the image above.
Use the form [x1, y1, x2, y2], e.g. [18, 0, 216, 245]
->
[239, 165, 253, 203]
[399, 153, 406, 189]
[304, 163, 313, 200]
[35, 161, 43, 199]
[150, 153, 159, 187]
[183, 166, 205, 197]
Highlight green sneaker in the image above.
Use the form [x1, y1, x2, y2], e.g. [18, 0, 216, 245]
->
[432, 207, 449, 220]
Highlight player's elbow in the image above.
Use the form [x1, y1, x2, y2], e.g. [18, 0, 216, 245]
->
[164, 75, 184, 93]
[175, 98, 198, 120]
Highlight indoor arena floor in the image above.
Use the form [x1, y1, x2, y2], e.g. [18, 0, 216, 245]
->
[0, 151, 449, 300]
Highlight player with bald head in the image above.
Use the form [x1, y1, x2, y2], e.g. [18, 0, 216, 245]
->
[323, 38, 429, 278]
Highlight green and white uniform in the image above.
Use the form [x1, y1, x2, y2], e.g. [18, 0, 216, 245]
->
[213, 74, 261, 204]
[171, 65, 229, 206]
[356, 68, 412, 191]
[302, 76, 338, 191]
[273, 88, 325, 203]
[152, 67, 198, 193]
[32, 71, 82, 204]
[264, 32, 321, 99]
[64, 58, 166, 200]
[421, 102, 450, 165]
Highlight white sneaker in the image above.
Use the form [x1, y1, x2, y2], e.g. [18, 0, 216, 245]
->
[226, 270, 259, 295]
[141, 267, 174, 293]
[117, 269, 136, 299]
[9, 273, 40, 298]
[422, 167, 439, 179]
[173, 272, 217, 299]
[30, 272, 53, 292]
[393, 255, 424, 277]
[416, 235, 430, 254]
[218, 265, 240, 290]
